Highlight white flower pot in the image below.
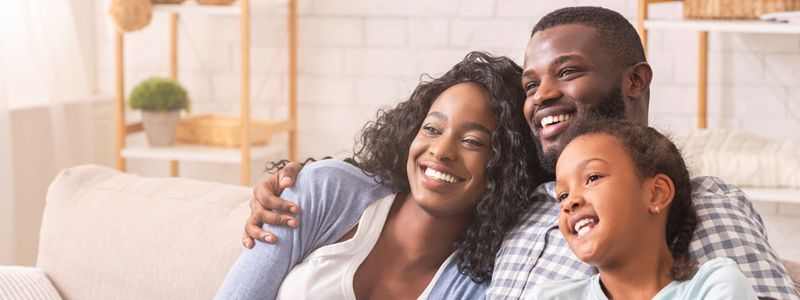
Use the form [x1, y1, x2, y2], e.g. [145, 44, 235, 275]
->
[142, 110, 181, 146]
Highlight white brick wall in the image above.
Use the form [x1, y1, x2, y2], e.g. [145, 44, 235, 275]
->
[94, 0, 800, 178]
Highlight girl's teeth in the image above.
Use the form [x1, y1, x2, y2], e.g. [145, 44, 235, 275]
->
[574, 217, 597, 236]
[577, 226, 591, 238]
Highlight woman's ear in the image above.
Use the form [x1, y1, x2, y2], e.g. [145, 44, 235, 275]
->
[648, 174, 675, 215]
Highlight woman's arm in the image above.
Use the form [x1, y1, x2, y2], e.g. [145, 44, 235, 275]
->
[216, 160, 392, 299]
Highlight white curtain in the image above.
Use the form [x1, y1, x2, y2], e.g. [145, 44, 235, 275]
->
[0, 0, 91, 264]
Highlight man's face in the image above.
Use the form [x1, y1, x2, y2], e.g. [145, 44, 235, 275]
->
[521, 24, 627, 172]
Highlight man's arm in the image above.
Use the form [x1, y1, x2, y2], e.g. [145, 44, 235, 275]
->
[242, 162, 303, 248]
[690, 176, 800, 299]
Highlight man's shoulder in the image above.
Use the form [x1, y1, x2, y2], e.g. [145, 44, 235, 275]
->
[690, 176, 743, 197]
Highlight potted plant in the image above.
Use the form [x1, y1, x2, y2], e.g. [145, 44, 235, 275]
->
[129, 77, 190, 146]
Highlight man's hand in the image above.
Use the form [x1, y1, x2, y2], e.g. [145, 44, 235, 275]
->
[242, 162, 303, 248]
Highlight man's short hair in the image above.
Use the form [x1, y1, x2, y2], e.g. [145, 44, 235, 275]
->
[531, 6, 646, 68]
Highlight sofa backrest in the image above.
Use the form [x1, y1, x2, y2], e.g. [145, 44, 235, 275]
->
[37, 165, 250, 299]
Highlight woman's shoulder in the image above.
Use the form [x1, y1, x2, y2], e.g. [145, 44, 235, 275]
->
[299, 160, 370, 181]
[288, 159, 392, 202]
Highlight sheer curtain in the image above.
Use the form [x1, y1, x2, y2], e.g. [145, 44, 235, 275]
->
[0, 0, 91, 264]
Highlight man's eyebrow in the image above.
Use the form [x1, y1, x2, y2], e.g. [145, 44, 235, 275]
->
[552, 55, 582, 66]
[521, 55, 583, 78]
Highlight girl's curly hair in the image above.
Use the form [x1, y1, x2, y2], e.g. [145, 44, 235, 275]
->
[350, 51, 546, 283]
[560, 118, 698, 281]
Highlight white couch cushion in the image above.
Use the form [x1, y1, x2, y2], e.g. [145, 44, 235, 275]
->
[37, 165, 250, 299]
[0, 266, 61, 300]
[680, 129, 800, 188]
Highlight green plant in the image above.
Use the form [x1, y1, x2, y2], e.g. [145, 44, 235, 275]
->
[129, 77, 190, 112]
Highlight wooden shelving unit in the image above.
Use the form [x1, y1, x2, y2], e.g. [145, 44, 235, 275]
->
[114, 0, 297, 186]
[637, 0, 800, 204]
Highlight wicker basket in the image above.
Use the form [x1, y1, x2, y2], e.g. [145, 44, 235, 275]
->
[176, 114, 292, 147]
[153, 0, 186, 4]
[684, 0, 800, 19]
[196, 0, 236, 5]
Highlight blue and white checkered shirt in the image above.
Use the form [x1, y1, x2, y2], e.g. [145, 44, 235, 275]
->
[487, 176, 799, 300]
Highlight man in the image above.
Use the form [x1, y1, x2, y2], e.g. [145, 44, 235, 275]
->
[241, 7, 799, 299]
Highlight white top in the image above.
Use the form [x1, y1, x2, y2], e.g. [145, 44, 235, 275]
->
[276, 194, 457, 300]
[523, 257, 757, 300]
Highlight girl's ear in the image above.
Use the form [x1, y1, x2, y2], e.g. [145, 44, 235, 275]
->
[648, 174, 675, 214]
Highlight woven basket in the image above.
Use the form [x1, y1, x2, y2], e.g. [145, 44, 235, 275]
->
[153, 0, 186, 4]
[176, 114, 292, 147]
[196, 0, 236, 5]
[684, 0, 800, 19]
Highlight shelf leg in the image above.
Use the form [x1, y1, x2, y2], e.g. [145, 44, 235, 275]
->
[115, 30, 126, 171]
[637, 0, 649, 54]
[698, 31, 708, 129]
[240, 0, 251, 186]
[169, 13, 180, 177]
[288, 0, 298, 162]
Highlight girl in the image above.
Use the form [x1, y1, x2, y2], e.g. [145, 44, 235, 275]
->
[527, 119, 757, 299]
[216, 52, 544, 299]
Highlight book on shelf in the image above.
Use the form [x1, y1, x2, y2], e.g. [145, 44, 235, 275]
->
[760, 11, 800, 24]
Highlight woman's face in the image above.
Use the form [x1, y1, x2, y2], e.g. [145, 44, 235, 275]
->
[406, 82, 496, 217]
[554, 133, 655, 268]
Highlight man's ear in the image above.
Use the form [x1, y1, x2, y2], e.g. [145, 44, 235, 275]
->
[647, 173, 674, 214]
[624, 62, 653, 101]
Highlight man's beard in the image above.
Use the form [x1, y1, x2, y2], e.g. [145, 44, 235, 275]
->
[535, 85, 626, 175]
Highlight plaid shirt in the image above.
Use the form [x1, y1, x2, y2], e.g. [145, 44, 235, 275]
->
[488, 176, 800, 300]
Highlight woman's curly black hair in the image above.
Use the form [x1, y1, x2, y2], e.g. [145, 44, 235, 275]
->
[349, 51, 546, 283]
[560, 118, 698, 281]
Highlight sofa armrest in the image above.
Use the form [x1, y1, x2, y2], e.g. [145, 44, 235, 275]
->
[0, 266, 61, 300]
[37, 164, 250, 299]
[782, 259, 800, 293]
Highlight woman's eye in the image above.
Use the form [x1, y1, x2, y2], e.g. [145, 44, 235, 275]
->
[463, 138, 486, 147]
[423, 125, 440, 135]
[557, 192, 569, 202]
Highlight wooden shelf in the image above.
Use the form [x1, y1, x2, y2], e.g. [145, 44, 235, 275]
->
[644, 19, 800, 34]
[115, 0, 298, 185]
[122, 142, 285, 163]
[153, 1, 290, 16]
[742, 187, 800, 204]
[639, 0, 800, 204]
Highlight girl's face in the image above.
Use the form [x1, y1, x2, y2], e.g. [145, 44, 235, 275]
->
[406, 82, 496, 217]
[554, 133, 656, 268]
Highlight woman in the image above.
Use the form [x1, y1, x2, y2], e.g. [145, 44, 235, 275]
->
[216, 52, 545, 299]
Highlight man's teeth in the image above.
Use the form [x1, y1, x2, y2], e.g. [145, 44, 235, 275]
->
[574, 217, 597, 238]
[424, 168, 460, 183]
[541, 114, 572, 128]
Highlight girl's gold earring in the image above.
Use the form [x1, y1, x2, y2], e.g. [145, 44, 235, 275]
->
[654, 206, 660, 214]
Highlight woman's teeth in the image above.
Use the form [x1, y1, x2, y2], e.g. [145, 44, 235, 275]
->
[424, 168, 460, 183]
[574, 217, 598, 238]
[541, 114, 572, 128]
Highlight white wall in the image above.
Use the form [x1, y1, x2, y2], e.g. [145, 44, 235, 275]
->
[5, 97, 116, 265]
[93, 0, 800, 165]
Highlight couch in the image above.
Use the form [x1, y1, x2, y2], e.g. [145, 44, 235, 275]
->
[0, 164, 798, 299]
[2, 164, 250, 299]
